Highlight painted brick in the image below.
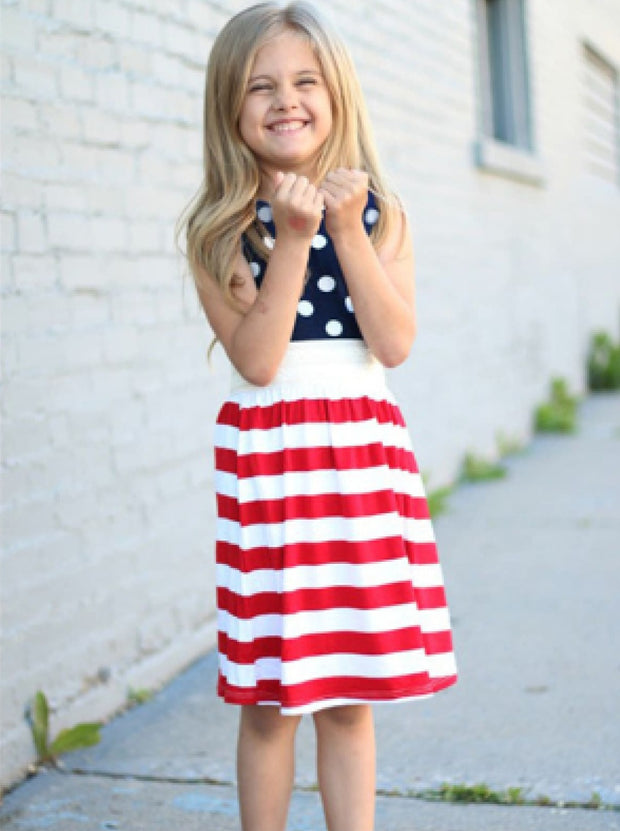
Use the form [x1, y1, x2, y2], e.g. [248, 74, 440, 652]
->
[13, 254, 57, 291]
[2, 0, 620, 792]
[59, 63, 94, 102]
[16, 210, 47, 253]
[12, 55, 58, 99]
[93, 1, 131, 40]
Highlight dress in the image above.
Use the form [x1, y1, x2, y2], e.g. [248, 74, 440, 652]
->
[213, 192, 457, 714]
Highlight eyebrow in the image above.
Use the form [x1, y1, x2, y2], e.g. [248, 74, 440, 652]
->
[248, 69, 322, 82]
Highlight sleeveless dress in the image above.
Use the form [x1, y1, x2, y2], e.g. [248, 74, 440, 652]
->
[213, 193, 457, 714]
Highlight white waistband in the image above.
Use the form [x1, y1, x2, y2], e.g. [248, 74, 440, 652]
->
[230, 339, 386, 394]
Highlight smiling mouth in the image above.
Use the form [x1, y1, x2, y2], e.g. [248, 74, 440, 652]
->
[268, 120, 308, 133]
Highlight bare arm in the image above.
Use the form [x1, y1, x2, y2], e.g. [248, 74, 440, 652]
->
[320, 169, 416, 367]
[195, 174, 323, 386]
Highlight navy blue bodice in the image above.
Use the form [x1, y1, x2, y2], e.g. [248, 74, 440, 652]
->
[242, 191, 380, 341]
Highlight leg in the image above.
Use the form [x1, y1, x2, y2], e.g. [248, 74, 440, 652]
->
[237, 704, 302, 831]
[313, 704, 376, 831]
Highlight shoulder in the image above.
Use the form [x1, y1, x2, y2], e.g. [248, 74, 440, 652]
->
[375, 196, 413, 266]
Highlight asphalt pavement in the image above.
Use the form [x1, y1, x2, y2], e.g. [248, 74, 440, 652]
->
[2, 392, 619, 831]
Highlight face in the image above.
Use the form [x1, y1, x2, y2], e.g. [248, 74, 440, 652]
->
[238, 29, 333, 187]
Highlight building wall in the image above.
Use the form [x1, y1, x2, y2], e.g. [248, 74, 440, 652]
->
[1, 0, 619, 786]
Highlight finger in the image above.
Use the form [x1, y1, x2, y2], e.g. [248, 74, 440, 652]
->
[274, 171, 297, 199]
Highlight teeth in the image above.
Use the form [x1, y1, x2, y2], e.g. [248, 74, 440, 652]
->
[271, 121, 305, 133]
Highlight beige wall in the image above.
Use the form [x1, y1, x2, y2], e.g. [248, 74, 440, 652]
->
[1, 0, 619, 786]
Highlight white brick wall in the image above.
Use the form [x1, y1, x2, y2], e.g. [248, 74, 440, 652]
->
[1, 0, 619, 787]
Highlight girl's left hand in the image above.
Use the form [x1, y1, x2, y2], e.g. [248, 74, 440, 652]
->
[318, 168, 369, 240]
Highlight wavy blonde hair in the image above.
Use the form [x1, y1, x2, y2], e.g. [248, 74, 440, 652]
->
[179, 1, 400, 301]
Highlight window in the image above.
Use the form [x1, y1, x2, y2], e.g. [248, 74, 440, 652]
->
[474, 0, 543, 184]
[582, 44, 619, 186]
[481, 0, 532, 149]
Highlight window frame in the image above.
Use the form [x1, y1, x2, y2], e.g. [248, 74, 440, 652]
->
[474, 0, 545, 186]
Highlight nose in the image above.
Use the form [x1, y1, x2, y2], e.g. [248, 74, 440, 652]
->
[273, 82, 298, 111]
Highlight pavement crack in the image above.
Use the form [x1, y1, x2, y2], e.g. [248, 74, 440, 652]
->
[62, 766, 235, 789]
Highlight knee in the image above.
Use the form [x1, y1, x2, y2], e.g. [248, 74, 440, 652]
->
[313, 704, 373, 732]
[240, 705, 301, 740]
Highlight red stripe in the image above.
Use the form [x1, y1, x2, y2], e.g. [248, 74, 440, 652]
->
[217, 397, 406, 430]
[217, 583, 447, 617]
[218, 671, 458, 708]
[219, 626, 451, 664]
[216, 443, 419, 478]
[217, 490, 430, 525]
[216, 538, 439, 572]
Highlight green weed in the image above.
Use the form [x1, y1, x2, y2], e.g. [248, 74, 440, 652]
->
[27, 690, 101, 766]
[587, 331, 620, 391]
[496, 431, 524, 458]
[460, 453, 507, 482]
[127, 687, 154, 706]
[534, 377, 578, 433]
[426, 485, 453, 517]
[437, 782, 524, 804]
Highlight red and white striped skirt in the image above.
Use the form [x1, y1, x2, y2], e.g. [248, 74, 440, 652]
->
[214, 339, 457, 714]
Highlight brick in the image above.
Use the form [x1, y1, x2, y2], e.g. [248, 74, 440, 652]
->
[0, 97, 39, 130]
[128, 220, 162, 252]
[130, 10, 162, 47]
[48, 212, 93, 250]
[13, 254, 57, 291]
[1, 253, 15, 291]
[75, 36, 117, 70]
[161, 19, 201, 61]
[1, 212, 17, 252]
[12, 55, 58, 99]
[0, 7, 38, 52]
[120, 118, 149, 148]
[44, 183, 88, 213]
[16, 210, 47, 253]
[52, 0, 94, 30]
[91, 217, 127, 252]
[95, 71, 130, 113]
[59, 64, 94, 102]
[1, 172, 44, 211]
[0, 293, 71, 335]
[58, 253, 103, 292]
[5, 132, 61, 173]
[117, 42, 151, 76]
[94, 1, 131, 40]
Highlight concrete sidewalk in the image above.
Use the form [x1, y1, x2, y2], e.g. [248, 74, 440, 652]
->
[2, 393, 619, 831]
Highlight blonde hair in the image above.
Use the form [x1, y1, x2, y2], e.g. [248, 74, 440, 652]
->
[179, 1, 400, 301]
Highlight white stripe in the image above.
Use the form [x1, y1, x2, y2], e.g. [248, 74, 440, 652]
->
[214, 418, 412, 455]
[217, 559, 433, 597]
[280, 693, 432, 714]
[221, 648, 431, 688]
[217, 514, 435, 548]
[216, 466, 427, 501]
[427, 652, 458, 678]
[218, 605, 451, 643]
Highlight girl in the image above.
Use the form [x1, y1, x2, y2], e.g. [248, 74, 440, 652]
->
[180, 3, 457, 829]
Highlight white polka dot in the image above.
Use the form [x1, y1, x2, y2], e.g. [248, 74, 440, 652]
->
[311, 234, 327, 249]
[298, 300, 314, 317]
[250, 261, 261, 278]
[264, 236, 275, 249]
[365, 207, 379, 225]
[325, 319, 343, 337]
[257, 205, 272, 223]
[318, 275, 336, 292]
[345, 296, 354, 312]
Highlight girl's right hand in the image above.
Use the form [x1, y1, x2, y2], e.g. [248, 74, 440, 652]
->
[271, 172, 324, 243]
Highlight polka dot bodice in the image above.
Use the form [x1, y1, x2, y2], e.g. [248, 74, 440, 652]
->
[242, 191, 380, 341]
